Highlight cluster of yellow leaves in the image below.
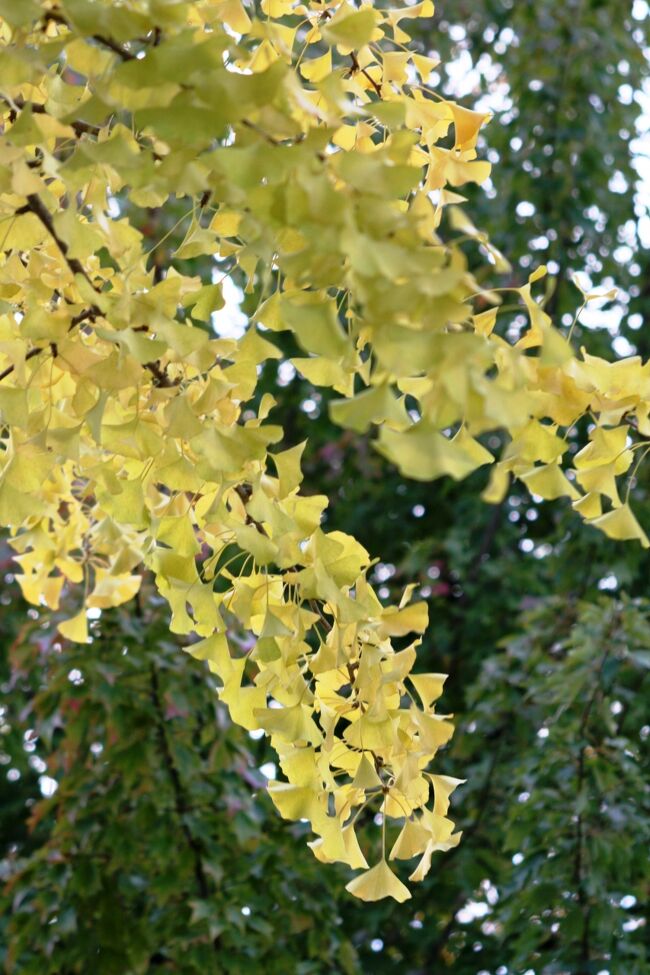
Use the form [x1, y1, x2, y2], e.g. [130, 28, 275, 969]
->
[0, 0, 645, 899]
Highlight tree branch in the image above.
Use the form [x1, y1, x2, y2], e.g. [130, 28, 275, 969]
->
[0, 346, 44, 383]
[143, 358, 181, 388]
[0, 307, 98, 383]
[234, 482, 268, 535]
[465, 481, 512, 587]
[20, 194, 99, 292]
[1, 96, 100, 138]
[149, 663, 214, 906]
[11, 196, 177, 388]
[573, 616, 617, 974]
[43, 10, 135, 61]
[348, 52, 383, 98]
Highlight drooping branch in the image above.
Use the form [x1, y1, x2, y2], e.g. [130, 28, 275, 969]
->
[10, 195, 180, 388]
[573, 633, 614, 974]
[149, 663, 213, 907]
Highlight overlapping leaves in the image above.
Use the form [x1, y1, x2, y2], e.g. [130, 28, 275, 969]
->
[0, 0, 646, 898]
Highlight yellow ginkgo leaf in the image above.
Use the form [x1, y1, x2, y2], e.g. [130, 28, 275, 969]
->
[450, 103, 491, 150]
[299, 51, 332, 83]
[322, 9, 378, 50]
[268, 781, 321, 822]
[408, 840, 435, 882]
[411, 53, 439, 79]
[345, 859, 412, 903]
[58, 610, 90, 644]
[214, 0, 251, 33]
[572, 492, 602, 519]
[519, 463, 580, 501]
[409, 673, 447, 709]
[473, 308, 498, 337]
[389, 817, 431, 860]
[210, 210, 242, 237]
[428, 775, 465, 817]
[261, 0, 295, 16]
[351, 755, 383, 790]
[377, 601, 428, 638]
[309, 822, 369, 870]
[589, 504, 650, 548]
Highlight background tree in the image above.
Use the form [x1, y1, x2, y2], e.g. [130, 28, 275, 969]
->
[432, 0, 650, 339]
[1, 558, 362, 975]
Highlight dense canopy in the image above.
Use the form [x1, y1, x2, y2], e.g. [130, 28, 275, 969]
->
[0, 0, 649, 957]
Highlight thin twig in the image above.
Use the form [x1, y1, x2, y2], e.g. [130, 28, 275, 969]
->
[43, 10, 135, 61]
[1, 97, 100, 137]
[143, 358, 181, 388]
[20, 194, 99, 291]
[234, 482, 268, 535]
[0, 307, 98, 383]
[0, 346, 43, 382]
[10, 196, 176, 388]
[348, 52, 382, 98]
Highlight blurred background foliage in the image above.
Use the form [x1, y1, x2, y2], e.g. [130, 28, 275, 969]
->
[1, 1, 650, 973]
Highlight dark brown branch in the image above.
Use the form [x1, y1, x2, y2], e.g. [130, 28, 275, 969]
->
[234, 482, 268, 535]
[1, 97, 100, 138]
[424, 890, 466, 968]
[69, 306, 98, 331]
[465, 479, 512, 586]
[0, 346, 43, 382]
[43, 10, 135, 61]
[91, 31, 135, 61]
[241, 118, 283, 146]
[348, 52, 383, 98]
[21, 194, 99, 292]
[446, 479, 511, 687]
[144, 358, 181, 388]
[310, 597, 333, 634]
[241, 119, 326, 161]
[0, 307, 98, 383]
[5, 195, 181, 387]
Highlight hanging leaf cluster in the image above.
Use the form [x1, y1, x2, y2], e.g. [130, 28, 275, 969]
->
[0, 0, 645, 899]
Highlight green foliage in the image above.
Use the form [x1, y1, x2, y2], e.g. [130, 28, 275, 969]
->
[429, 0, 649, 337]
[1, 571, 361, 975]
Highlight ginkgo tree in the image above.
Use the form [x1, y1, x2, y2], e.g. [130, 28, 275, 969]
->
[0, 0, 647, 904]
